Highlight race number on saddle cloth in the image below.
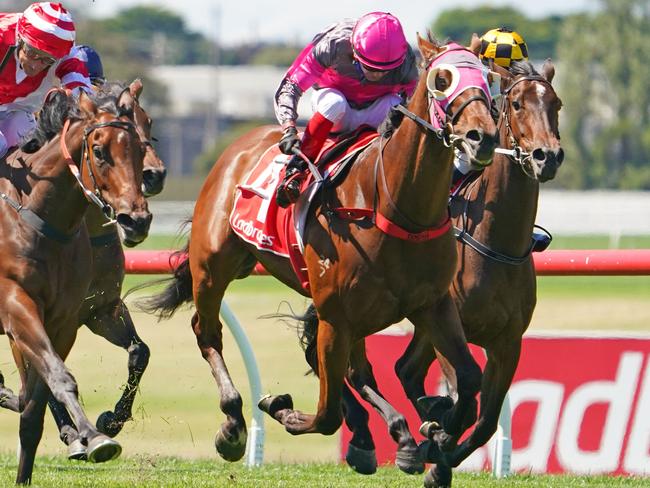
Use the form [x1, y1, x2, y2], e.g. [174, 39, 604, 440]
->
[229, 128, 379, 291]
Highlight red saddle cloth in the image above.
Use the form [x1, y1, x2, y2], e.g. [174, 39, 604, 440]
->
[229, 129, 379, 291]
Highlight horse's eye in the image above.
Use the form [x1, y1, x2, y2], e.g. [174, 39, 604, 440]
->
[92, 146, 105, 162]
[435, 75, 449, 91]
[512, 100, 522, 111]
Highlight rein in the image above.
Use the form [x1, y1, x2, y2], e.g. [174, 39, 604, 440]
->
[60, 117, 136, 224]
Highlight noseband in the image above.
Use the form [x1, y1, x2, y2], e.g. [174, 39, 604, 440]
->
[495, 75, 555, 178]
[60, 117, 137, 223]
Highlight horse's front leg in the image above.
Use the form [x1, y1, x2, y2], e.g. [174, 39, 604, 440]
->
[408, 294, 482, 450]
[85, 299, 150, 438]
[0, 370, 19, 412]
[15, 366, 49, 485]
[435, 338, 522, 468]
[260, 318, 350, 435]
[347, 340, 424, 474]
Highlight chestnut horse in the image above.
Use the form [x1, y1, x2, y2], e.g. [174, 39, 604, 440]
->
[142, 35, 497, 464]
[330, 58, 564, 487]
[43, 80, 167, 460]
[0, 88, 151, 484]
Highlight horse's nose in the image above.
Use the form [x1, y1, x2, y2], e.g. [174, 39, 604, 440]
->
[466, 129, 497, 163]
[116, 211, 152, 247]
[533, 147, 564, 181]
[142, 168, 167, 197]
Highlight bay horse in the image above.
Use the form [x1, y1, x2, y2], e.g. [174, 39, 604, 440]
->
[45, 80, 167, 460]
[330, 56, 564, 487]
[0, 87, 151, 484]
[142, 34, 497, 464]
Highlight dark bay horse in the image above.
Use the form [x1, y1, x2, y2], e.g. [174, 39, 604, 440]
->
[45, 80, 167, 460]
[0, 88, 151, 484]
[142, 35, 497, 464]
[334, 57, 564, 487]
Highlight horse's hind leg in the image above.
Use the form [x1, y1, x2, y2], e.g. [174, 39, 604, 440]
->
[347, 341, 424, 474]
[85, 299, 150, 438]
[190, 236, 254, 461]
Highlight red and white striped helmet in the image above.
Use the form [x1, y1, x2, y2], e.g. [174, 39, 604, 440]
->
[17, 2, 75, 59]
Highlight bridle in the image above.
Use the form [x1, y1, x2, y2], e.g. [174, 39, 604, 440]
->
[495, 74, 556, 178]
[60, 117, 137, 224]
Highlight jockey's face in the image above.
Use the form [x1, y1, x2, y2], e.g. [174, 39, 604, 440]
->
[358, 61, 390, 82]
[18, 41, 56, 76]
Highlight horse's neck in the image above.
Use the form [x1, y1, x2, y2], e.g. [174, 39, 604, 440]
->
[27, 135, 90, 237]
[476, 151, 539, 253]
[381, 79, 452, 227]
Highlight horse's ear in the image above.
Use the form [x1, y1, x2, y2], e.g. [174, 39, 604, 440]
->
[468, 33, 481, 55]
[118, 87, 136, 113]
[541, 58, 555, 83]
[129, 79, 143, 100]
[78, 91, 97, 117]
[417, 32, 441, 61]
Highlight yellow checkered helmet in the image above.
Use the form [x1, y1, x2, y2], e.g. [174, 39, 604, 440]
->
[479, 27, 528, 68]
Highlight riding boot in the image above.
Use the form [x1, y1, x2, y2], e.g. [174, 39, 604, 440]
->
[276, 112, 333, 208]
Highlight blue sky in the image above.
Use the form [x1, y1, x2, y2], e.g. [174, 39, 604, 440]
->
[83, 0, 598, 46]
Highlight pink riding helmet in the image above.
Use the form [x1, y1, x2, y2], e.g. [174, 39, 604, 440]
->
[17, 2, 76, 59]
[351, 12, 408, 70]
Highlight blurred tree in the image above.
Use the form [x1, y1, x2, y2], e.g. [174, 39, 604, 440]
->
[432, 7, 563, 60]
[557, 0, 650, 189]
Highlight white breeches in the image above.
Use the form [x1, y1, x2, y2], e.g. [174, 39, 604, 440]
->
[311, 88, 401, 133]
[0, 110, 37, 158]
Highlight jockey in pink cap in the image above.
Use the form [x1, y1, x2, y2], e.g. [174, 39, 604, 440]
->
[0, 2, 92, 158]
[274, 11, 417, 207]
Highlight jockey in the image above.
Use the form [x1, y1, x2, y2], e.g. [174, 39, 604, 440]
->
[77, 45, 105, 87]
[0, 2, 92, 158]
[452, 27, 529, 188]
[274, 11, 418, 207]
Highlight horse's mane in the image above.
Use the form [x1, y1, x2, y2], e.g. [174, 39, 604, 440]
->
[508, 60, 540, 78]
[21, 85, 131, 154]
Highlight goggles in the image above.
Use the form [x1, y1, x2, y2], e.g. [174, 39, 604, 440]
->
[19, 40, 57, 66]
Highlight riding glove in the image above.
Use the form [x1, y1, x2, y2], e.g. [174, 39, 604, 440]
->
[279, 126, 300, 155]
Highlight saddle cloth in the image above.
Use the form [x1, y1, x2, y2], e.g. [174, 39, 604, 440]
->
[229, 128, 379, 290]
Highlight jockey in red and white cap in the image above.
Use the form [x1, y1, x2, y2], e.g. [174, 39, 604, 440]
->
[274, 12, 418, 207]
[0, 2, 92, 158]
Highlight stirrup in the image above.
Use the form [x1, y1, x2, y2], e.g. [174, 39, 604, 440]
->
[276, 170, 304, 208]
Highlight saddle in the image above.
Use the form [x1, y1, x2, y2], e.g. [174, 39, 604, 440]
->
[230, 127, 379, 291]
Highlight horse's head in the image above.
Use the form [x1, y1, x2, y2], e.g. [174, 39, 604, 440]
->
[77, 90, 152, 246]
[418, 35, 498, 167]
[495, 60, 564, 182]
[127, 79, 167, 196]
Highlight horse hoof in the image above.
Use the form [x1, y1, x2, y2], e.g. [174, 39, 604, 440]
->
[417, 396, 454, 423]
[345, 444, 377, 475]
[67, 438, 87, 461]
[96, 411, 124, 438]
[215, 426, 247, 462]
[86, 435, 122, 463]
[419, 420, 441, 439]
[395, 445, 425, 474]
[257, 393, 293, 417]
[424, 464, 452, 488]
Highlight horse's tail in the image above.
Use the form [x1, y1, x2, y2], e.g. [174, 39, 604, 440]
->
[296, 303, 319, 376]
[135, 243, 193, 320]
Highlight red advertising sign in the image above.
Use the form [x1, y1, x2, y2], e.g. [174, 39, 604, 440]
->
[340, 332, 650, 476]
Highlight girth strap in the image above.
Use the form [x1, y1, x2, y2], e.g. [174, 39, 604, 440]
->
[0, 192, 77, 244]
